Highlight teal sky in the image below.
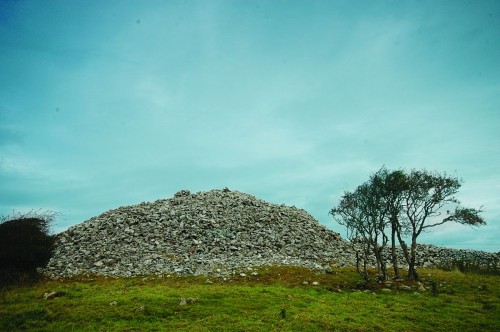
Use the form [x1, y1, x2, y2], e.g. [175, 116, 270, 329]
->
[1, 0, 499, 252]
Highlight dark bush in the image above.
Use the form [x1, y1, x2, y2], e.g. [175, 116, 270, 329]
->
[0, 211, 56, 286]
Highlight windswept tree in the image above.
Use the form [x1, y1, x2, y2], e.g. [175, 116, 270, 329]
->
[374, 168, 408, 279]
[331, 168, 486, 281]
[330, 178, 390, 281]
[397, 170, 485, 280]
[330, 190, 373, 281]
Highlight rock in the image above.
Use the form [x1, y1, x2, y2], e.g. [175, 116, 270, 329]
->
[43, 291, 63, 300]
[179, 297, 198, 306]
[109, 301, 117, 306]
[312, 281, 319, 286]
[134, 305, 145, 312]
[381, 288, 392, 293]
[239, 273, 247, 277]
[302, 281, 309, 285]
[399, 285, 412, 291]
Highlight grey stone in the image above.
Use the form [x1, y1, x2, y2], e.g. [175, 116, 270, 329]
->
[44, 291, 63, 300]
[180, 297, 198, 306]
[324, 265, 333, 274]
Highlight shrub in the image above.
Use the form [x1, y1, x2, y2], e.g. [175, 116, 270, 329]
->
[0, 210, 57, 286]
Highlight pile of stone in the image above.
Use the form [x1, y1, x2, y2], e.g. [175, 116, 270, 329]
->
[44, 188, 498, 278]
[44, 189, 353, 278]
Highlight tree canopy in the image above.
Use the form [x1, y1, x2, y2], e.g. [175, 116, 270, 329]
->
[330, 168, 485, 281]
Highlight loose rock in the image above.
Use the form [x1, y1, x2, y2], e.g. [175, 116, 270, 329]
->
[179, 297, 198, 306]
[43, 292, 63, 300]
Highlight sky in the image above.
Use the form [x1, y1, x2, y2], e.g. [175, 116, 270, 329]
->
[1, 0, 499, 252]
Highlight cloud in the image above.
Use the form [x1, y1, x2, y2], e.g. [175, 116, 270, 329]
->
[0, 1, 499, 252]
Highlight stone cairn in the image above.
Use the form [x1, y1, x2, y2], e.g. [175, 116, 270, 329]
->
[45, 189, 352, 278]
[44, 189, 499, 278]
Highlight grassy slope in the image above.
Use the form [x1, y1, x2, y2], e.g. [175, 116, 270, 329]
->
[1, 267, 498, 331]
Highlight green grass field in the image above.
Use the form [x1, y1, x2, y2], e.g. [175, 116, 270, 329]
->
[1, 266, 498, 331]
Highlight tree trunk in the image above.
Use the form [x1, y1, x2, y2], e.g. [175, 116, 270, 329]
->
[355, 251, 370, 282]
[391, 226, 400, 278]
[395, 227, 413, 279]
[374, 247, 388, 281]
[407, 236, 420, 281]
[379, 250, 388, 281]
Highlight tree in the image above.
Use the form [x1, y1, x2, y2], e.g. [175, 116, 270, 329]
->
[331, 168, 486, 282]
[330, 190, 372, 281]
[374, 168, 408, 279]
[396, 170, 485, 280]
[0, 210, 57, 286]
[330, 177, 390, 281]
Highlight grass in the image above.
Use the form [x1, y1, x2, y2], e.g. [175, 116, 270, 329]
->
[0, 266, 499, 331]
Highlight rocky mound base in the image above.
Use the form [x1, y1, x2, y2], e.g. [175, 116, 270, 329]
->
[44, 189, 499, 278]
